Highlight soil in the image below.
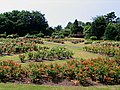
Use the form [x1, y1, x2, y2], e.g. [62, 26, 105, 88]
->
[11, 78, 103, 87]
[21, 57, 75, 63]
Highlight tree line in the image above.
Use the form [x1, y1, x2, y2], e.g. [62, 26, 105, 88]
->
[0, 10, 48, 36]
[0, 10, 120, 40]
[63, 12, 120, 40]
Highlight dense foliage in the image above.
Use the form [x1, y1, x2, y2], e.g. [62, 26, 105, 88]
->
[0, 38, 44, 55]
[0, 10, 119, 40]
[83, 12, 120, 40]
[0, 57, 120, 86]
[83, 41, 120, 63]
[19, 46, 74, 62]
[63, 12, 120, 40]
[0, 10, 48, 36]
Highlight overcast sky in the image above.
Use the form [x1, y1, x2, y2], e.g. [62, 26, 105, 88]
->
[0, 0, 120, 27]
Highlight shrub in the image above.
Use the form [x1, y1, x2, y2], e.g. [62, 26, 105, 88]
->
[83, 42, 120, 57]
[36, 32, 44, 38]
[0, 34, 6, 38]
[0, 60, 27, 82]
[0, 57, 120, 85]
[90, 36, 97, 40]
[25, 46, 74, 62]
[28, 52, 34, 60]
[71, 39, 84, 44]
[7, 35, 14, 38]
[24, 34, 37, 38]
[115, 35, 120, 41]
[19, 54, 26, 63]
[84, 41, 92, 44]
[28, 57, 120, 85]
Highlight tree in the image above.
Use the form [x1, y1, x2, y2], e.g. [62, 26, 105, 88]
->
[115, 23, 120, 40]
[0, 10, 48, 36]
[116, 17, 120, 23]
[71, 19, 79, 34]
[83, 25, 92, 39]
[0, 15, 7, 34]
[83, 22, 92, 35]
[104, 23, 118, 40]
[104, 12, 116, 23]
[78, 21, 85, 27]
[61, 29, 72, 37]
[65, 22, 73, 29]
[71, 19, 83, 34]
[45, 27, 55, 36]
[54, 25, 62, 31]
[91, 16, 106, 39]
[85, 22, 92, 26]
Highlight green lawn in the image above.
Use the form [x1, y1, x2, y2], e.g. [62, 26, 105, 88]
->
[43, 41, 107, 59]
[0, 55, 20, 62]
[0, 83, 120, 90]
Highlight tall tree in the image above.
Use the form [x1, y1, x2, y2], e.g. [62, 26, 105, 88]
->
[71, 19, 79, 34]
[45, 27, 55, 36]
[83, 24, 92, 39]
[65, 22, 73, 29]
[104, 12, 117, 23]
[91, 16, 106, 39]
[116, 17, 120, 23]
[54, 25, 62, 31]
[71, 19, 83, 34]
[104, 23, 118, 40]
[115, 23, 120, 40]
[0, 10, 48, 36]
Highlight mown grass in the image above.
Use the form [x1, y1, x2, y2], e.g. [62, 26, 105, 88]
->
[0, 55, 20, 62]
[0, 83, 120, 90]
[43, 41, 106, 59]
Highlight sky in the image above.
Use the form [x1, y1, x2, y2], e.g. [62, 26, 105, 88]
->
[0, 0, 120, 27]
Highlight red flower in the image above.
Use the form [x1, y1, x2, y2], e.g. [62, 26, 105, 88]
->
[2, 60, 8, 63]
[51, 68, 55, 70]
[79, 73, 82, 76]
[20, 42, 24, 45]
[104, 75, 106, 79]
[2, 47, 4, 51]
[2, 66, 10, 69]
[0, 70, 2, 72]
[10, 61, 15, 65]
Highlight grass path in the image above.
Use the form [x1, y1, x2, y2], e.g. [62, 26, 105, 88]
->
[0, 83, 120, 90]
[43, 41, 106, 59]
[0, 54, 20, 62]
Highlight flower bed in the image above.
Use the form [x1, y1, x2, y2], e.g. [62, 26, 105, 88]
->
[0, 57, 120, 86]
[83, 42, 120, 65]
[46, 38, 65, 44]
[45, 38, 84, 44]
[19, 46, 74, 63]
[0, 38, 45, 55]
[84, 45, 120, 56]
[0, 60, 28, 83]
